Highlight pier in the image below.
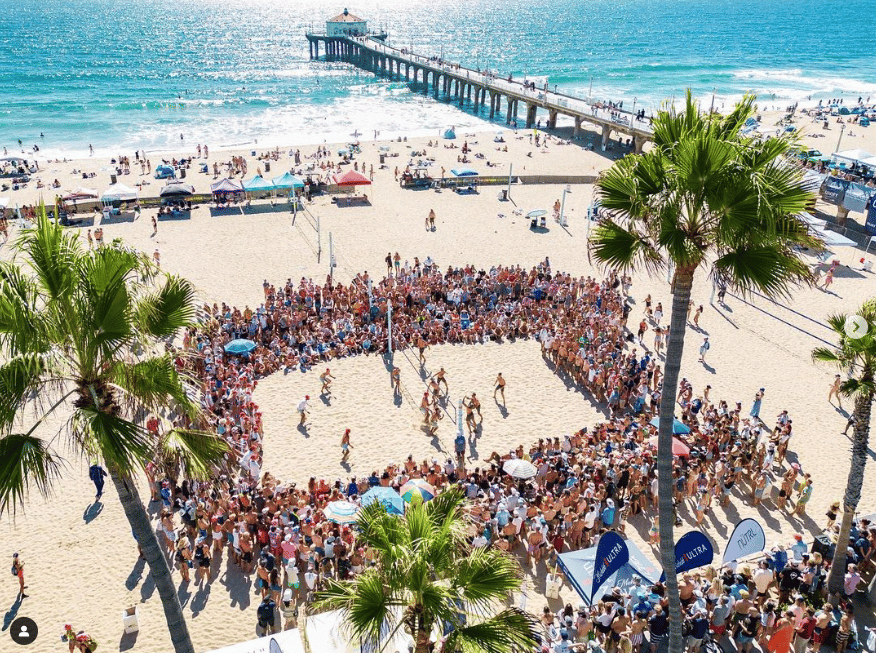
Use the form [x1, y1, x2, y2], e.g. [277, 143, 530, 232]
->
[305, 33, 653, 152]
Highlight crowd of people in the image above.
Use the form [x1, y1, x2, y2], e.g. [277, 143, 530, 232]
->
[137, 259, 873, 643]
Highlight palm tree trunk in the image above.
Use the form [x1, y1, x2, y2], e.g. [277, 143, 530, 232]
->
[109, 468, 195, 653]
[826, 381, 872, 598]
[658, 267, 694, 653]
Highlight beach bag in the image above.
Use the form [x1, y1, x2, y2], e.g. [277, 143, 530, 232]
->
[11, 565, 17, 576]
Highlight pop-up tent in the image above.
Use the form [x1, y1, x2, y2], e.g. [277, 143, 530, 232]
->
[557, 538, 661, 605]
[243, 175, 275, 193]
[101, 183, 138, 203]
[210, 178, 244, 194]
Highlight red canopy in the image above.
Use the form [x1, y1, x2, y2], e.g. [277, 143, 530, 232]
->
[647, 435, 691, 457]
[334, 170, 371, 186]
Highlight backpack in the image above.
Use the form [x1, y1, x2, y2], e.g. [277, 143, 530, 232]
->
[11, 565, 17, 576]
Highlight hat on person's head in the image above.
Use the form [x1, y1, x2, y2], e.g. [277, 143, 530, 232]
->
[794, 534, 803, 541]
[12, 553, 18, 558]
[283, 588, 293, 602]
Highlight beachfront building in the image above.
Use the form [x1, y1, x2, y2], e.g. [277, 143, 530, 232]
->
[326, 9, 367, 37]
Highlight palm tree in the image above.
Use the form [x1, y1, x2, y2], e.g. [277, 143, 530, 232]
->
[590, 91, 816, 653]
[812, 300, 876, 599]
[0, 207, 227, 653]
[314, 488, 538, 653]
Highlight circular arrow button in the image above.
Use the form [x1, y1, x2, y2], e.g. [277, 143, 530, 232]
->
[845, 315, 869, 339]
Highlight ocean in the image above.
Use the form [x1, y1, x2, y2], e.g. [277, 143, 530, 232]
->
[1, 0, 874, 159]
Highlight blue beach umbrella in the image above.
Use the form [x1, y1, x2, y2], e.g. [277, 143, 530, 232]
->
[323, 500, 360, 524]
[649, 416, 691, 435]
[361, 486, 404, 515]
[400, 479, 436, 502]
[224, 339, 257, 355]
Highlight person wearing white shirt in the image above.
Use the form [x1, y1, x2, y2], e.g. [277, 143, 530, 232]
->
[753, 561, 774, 605]
[472, 534, 488, 548]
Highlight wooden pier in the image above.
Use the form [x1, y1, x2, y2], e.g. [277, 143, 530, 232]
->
[305, 34, 653, 151]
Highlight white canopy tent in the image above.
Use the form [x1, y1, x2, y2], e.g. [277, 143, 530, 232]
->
[101, 183, 138, 203]
[813, 227, 856, 249]
[832, 148, 875, 165]
[204, 629, 304, 653]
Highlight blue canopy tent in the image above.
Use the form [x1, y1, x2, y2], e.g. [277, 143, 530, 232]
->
[272, 172, 305, 191]
[154, 164, 175, 180]
[443, 127, 456, 139]
[450, 168, 479, 177]
[243, 174, 276, 199]
[557, 539, 661, 606]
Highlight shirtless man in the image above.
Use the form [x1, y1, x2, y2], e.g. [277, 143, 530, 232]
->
[341, 429, 353, 461]
[811, 604, 833, 653]
[828, 374, 843, 409]
[526, 528, 544, 565]
[434, 367, 448, 394]
[610, 607, 631, 653]
[462, 396, 477, 435]
[417, 337, 428, 364]
[469, 393, 482, 422]
[320, 368, 335, 394]
[494, 372, 506, 403]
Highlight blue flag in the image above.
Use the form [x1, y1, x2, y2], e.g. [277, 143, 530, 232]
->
[659, 531, 714, 581]
[591, 531, 629, 602]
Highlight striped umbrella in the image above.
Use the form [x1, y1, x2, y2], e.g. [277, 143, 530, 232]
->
[323, 500, 360, 524]
[400, 479, 436, 502]
[502, 458, 537, 479]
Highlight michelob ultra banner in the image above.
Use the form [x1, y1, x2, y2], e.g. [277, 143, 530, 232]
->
[660, 530, 715, 581]
[591, 531, 629, 601]
[722, 518, 765, 564]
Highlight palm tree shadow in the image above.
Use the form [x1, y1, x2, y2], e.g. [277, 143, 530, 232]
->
[2, 594, 22, 631]
[83, 501, 104, 523]
[125, 556, 147, 590]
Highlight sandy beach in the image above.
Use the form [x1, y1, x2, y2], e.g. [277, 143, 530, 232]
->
[3, 106, 876, 653]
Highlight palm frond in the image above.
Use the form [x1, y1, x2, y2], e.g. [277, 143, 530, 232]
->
[72, 408, 152, 475]
[158, 428, 229, 480]
[712, 245, 812, 300]
[0, 433, 65, 515]
[16, 204, 81, 303]
[589, 220, 663, 274]
[108, 355, 200, 419]
[134, 274, 199, 337]
[442, 608, 539, 653]
[452, 549, 522, 606]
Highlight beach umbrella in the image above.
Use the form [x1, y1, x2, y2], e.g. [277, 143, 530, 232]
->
[400, 479, 436, 502]
[323, 500, 360, 524]
[361, 486, 404, 515]
[526, 209, 547, 219]
[647, 435, 691, 458]
[502, 458, 537, 479]
[649, 416, 691, 435]
[224, 338, 257, 354]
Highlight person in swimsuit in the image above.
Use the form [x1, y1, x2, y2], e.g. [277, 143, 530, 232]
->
[434, 367, 448, 394]
[494, 372, 506, 403]
[11, 553, 26, 597]
[320, 368, 335, 395]
[176, 536, 193, 582]
[341, 429, 353, 461]
[391, 366, 401, 393]
[828, 374, 843, 408]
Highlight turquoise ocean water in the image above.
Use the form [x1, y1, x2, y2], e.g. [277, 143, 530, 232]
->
[1, 0, 874, 158]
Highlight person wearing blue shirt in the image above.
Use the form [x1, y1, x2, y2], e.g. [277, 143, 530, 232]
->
[496, 505, 511, 527]
[601, 499, 616, 528]
[454, 434, 466, 467]
[346, 480, 358, 497]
